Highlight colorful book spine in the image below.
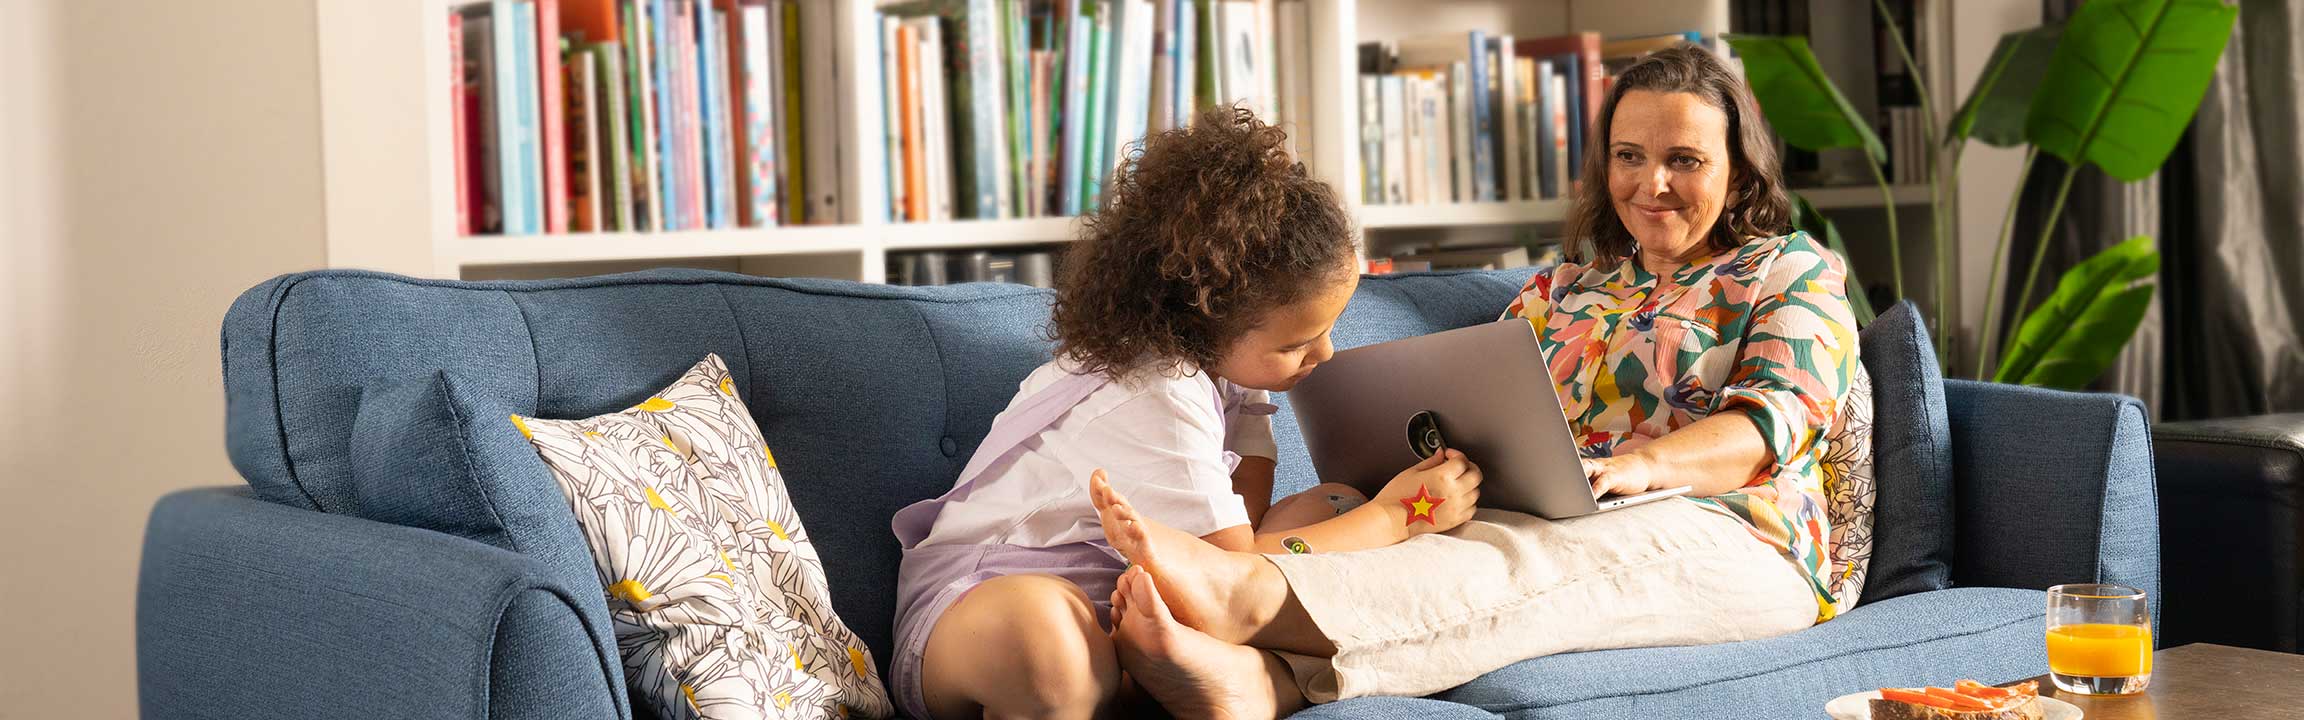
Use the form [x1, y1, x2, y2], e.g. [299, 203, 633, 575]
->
[1171, 0, 1193, 124]
[695, 2, 726, 229]
[676, 0, 705, 230]
[1555, 51, 1581, 182]
[1496, 36, 1520, 201]
[744, 5, 780, 226]
[1533, 58, 1557, 200]
[1110, 0, 1153, 174]
[1148, 0, 1174, 133]
[568, 48, 598, 232]
[626, 0, 663, 231]
[880, 15, 905, 222]
[778, 1, 806, 223]
[451, 13, 471, 235]
[1359, 74, 1379, 203]
[965, 0, 1008, 220]
[800, 0, 839, 222]
[1057, 3, 1091, 215]
[899, 22, 927, 222]
[1466, 30, 1492, 203]
[1449, 60, 1471, 203]
[1079, 2, 1110, 208]
[537, 0, 568, 233]
[649, 0, 678, 229]
[506, 0, 543, 234]
[597, 43, 634, 232]
[1005, 0, 1032, 217]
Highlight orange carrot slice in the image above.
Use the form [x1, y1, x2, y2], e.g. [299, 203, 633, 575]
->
[1925, 686, 1995, 711]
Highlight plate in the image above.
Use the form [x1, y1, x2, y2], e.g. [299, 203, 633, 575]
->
[1825, 690, 2082, 719]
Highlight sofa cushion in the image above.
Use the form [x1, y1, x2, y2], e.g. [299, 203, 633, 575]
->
[1431, 587, 2046, 719]
[516, 354, 894, 719]
[1855, 303, 1955, 602]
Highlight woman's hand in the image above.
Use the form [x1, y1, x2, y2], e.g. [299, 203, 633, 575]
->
[1581, 454, 1659, 499]
[1372, 448, 1483, 537]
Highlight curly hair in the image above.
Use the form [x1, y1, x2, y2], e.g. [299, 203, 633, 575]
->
[1563, 45, 1792, 270]
[1049, 106, 1357, 379]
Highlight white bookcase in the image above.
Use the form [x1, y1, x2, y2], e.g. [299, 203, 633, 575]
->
[314, 0, 1958, 285]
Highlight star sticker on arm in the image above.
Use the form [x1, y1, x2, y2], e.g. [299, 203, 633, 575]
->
[1401, 484, 1445, 525]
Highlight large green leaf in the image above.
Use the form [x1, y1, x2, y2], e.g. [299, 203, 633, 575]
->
[1994, 235, 2159, 388]
[1790, 192, 1876, 326]
[2025, 0, 2235, 182]
[1949, 25, 2062, 148]
[1725, 35, 1886, 163]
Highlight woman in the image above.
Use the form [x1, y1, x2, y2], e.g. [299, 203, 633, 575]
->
[1087, 45, 1861, 718]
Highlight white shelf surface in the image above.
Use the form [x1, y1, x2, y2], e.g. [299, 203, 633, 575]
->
[452, 226, 877, 267]
[880, 217, 1082, 250]
[1359, 199, 1571, 229]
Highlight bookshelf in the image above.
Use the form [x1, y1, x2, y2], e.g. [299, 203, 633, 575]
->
[315, 0, 1989, 287]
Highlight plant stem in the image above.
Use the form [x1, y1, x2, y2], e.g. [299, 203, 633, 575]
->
[2000, 157, 2080, 378]
[1974, 147, 2036, 379]
[1866, 158, 1905, 302]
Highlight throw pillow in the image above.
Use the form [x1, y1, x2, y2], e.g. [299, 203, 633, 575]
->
[1820, 366, 1876, 614]
[1855, 302, 1956, 602]
[514, 354, 894, 720]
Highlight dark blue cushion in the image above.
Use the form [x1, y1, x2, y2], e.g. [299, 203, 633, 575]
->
[1856, 302, 1955, 602]
[1432, 587, 2047, 719]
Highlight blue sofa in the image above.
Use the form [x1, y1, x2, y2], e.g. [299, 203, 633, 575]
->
[137, 268, 2158, 719]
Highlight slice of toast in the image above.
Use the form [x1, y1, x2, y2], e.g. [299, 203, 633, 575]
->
[1868, 680, 2044, 720]
[1867, 697, 2043, 720]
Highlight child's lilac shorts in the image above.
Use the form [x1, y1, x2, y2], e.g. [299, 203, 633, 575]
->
[889, 541, 1129, 719]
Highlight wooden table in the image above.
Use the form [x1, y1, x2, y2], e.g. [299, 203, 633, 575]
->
[2010, 643, 2304, 719]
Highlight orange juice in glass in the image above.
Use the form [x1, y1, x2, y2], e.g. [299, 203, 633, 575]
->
[2046, 583, 2152, 694]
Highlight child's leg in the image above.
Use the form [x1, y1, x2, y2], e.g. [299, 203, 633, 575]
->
[1111, 566, 1305, 719]
[920, 574, 1122, 720]
[1260, 483, 1369, 535]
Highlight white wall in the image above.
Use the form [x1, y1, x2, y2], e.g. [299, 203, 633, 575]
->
[0, 0, 327, 716]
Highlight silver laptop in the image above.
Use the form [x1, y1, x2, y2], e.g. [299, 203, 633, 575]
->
[1287, 320, 1689, 520]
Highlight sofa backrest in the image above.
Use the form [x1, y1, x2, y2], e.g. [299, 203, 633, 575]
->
[220, 266, 1537, 666]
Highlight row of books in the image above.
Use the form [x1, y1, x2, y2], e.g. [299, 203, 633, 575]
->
[875, 0, 1312, 223]
[1355, 31, 1732, 207]
[888, 250, 1059, 287]
[452, 0, 838, 237]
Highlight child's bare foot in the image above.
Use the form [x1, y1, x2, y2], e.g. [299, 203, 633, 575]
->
[1111, 567, 1295, 720]
[1090, 471, 1285, 645]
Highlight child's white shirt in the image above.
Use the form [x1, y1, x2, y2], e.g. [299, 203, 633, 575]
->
[914, 358, 1275, 549]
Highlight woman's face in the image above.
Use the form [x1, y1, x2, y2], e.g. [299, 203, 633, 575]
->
[1607, 90, 1736, 264]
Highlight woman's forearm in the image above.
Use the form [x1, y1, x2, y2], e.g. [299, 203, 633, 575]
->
[1631, 409, 1773, 497]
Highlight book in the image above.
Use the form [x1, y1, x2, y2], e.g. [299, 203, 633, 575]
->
[1017, 251, 1055, 287]
[881, 15, 907, 221]
[1107, 0, 1154, 187]
[1058, 2, 1092, 215]
[537, 0, 569, 233]
[625, 0, 664, 231]
[1533, 58, 1557, 200]
[1395, 244, 1530, 270]
[595, 43, 635, 232]
[648, 0, 678, 229]
[737, 5, 778, 226]
[1379, 74, 1405, 205]
[1149, 0, 1176, 133]
[1400, 74, 1423, 204]
[1421, 75, 1447, 205]
[451, 12, 473, 235]
[568, 46, 601, 232]
[1005, 0, 1032, 217]
[1358, 74, 1380, 203]
[1496, 35, 1521, 201]
[800, 0, 839, 222]
[1217, 0, 1260, 115]
[1079, 1, 1111, 208]
[1192, 0, 1216, 113]
[1516, 56, 1537, 201]
[673, 0, 704, 230]
[1172, 0, 1194, 123]
[507, 0, 544, 234]
[899, 21, 927, 221]
[460, 8, 503, 234]
[917, 18, 955, 221]
[1448, 60, 1472, 202]
[1030, 48, 1052, 216]
[1547, 68, 1569, 194]
[776, 1, 806, 223]
[969, 0, 1011, 220]
[695, 2, 727, 229]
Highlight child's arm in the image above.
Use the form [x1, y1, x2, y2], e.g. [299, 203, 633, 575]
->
[1198, 449, 1483, 554]
[1230, 456, 1276, 526]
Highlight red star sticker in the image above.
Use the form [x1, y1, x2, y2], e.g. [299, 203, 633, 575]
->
[1400, 484, 1445, 525]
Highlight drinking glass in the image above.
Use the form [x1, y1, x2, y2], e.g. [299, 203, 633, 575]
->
[2045, 583, 2153, 695]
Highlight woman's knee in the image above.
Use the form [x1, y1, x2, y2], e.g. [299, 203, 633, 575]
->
[923, 574, 1120, 719]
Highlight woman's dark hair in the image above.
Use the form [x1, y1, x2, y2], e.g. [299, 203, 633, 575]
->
[1563, 45, 1792, 269]
[1050, 106, 1357, 379]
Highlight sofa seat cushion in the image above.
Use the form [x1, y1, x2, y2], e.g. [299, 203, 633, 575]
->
[1431, 587, 2047, 719]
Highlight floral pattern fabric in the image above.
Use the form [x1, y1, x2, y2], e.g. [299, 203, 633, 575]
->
[514, 354, 893, 719]
[1503, 232, 1860, 621]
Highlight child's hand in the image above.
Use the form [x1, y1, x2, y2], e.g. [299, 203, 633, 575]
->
[1372, 448, 1483, 537]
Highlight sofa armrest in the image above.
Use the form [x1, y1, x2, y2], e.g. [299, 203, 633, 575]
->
[1942, 381, 2159, 621]
[137, 487, 627, 720]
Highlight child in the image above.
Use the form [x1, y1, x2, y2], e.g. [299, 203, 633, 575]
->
[887, 107, 1486, 720]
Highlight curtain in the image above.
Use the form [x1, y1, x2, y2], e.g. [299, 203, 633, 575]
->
[2158, 0, 2304, 420]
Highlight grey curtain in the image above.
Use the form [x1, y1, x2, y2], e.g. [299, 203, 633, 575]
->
[2159, 0, 2304, 420]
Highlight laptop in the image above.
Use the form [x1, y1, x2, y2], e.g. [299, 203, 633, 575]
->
[1286, 320, 1690, 520]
